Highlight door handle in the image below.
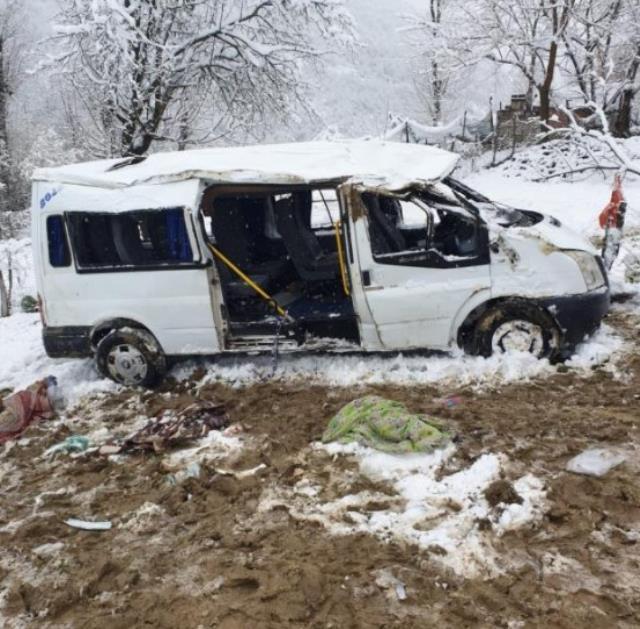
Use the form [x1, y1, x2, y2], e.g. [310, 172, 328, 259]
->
[362, 270, 371, 286]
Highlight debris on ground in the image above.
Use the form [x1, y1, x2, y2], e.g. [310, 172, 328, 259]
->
[436, 395, 462, 408]
[98, 400, 229, 455]
[322, 395, 451, 453]
[44, 435, 90, 458]
[212, 463, 267, 479]
[64, 518, 112, 531]
[374, 569, 407, 601]
[566, 447, 627, 477]
[166, 461, 202, 485]
[0, 377, 56, 444]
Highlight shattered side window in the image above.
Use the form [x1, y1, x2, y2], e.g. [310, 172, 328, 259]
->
[363, 193, 430, 262]
[67, 208, 195, 271]
[363, 191, 489, 268]
[311, 189, 340, 229]
[46, 215, 71, 268]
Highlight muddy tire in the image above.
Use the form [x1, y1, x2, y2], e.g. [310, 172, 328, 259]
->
[471, 300, 560, 360]
[96, 328, 167, 387]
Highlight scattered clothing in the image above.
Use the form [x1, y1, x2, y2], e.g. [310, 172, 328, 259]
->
[99, 401, 229, 455]
[0, 377, 56, 445]
[322, 395, 451, 453]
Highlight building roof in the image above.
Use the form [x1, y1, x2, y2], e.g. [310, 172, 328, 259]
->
[33, 140, 459, 191]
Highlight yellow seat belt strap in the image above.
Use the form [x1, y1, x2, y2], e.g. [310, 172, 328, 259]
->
[334, 220, 351, 297]
[206, 242, 288, 318]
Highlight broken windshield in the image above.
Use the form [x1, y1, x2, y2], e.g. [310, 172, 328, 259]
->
[444, 177, 542, 228]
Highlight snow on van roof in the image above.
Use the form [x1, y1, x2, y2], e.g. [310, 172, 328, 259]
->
[32, 140, 459, 190]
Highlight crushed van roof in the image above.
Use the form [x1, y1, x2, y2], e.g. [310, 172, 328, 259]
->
[32, 140, 459, 190]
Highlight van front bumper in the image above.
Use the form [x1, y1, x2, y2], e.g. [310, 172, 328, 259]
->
[540, 287, 610, 354]
[43, 326, 92, 358]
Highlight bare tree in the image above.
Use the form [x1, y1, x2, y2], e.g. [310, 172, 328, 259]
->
[44, 0, 355, 158]
[609, 1, 640, 136]
[0, 0, 25, 219]
[561, 0, 623, 105]
[403, 0, 458, 124]
[541, 0, 639, 137]
[462, 0, 576, 121]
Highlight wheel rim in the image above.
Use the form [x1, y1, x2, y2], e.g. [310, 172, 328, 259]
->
[106, 344, 149, 385]
[491, 320, 546, 357]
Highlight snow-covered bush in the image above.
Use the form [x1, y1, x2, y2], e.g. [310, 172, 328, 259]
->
[496, 136, 640, 182]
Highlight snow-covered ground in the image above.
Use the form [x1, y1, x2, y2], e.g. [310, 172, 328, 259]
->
[466, 169, 640, 241]
[181, 322, 622, 390]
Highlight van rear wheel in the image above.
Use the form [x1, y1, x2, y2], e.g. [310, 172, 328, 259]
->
[471, 300, 560, 360]
[96, 329, 167, 387]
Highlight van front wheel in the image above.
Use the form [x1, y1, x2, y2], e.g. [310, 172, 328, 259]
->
[471, 301, 560, 360]
[96, 328, 167, 387]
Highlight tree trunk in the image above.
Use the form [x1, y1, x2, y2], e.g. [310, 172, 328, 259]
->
[538, 84, 552, 122]
[538, 39, 558, 122]
[612, 89, 634, 138]
[0, 270, 9, 318]
[0, 35, 14, 212]
[612, 49, 640, 138]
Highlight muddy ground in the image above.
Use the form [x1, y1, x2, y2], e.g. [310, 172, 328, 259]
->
[1, 308, 640, 628]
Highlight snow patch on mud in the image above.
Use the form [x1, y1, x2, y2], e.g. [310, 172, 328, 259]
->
[0, 313, 117, 405]
[183, 322, 623, 389]
[258, 443, 547, 579]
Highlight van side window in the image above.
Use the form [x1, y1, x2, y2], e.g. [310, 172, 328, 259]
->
[67, 208, 195, 270]
[46, 215, 71, 267]
[363, 192, 488, 268]
[310, 189, 340, 229]
[363, 193, 428, 262]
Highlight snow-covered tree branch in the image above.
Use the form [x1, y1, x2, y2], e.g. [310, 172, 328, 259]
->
[45, 0, 356, 157]
[458, 0, 577, 122]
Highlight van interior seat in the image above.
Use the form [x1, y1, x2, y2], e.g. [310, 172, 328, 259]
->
[211, 196, 291, 294]
[274, 191, 338, 281]
[364, 194, 407, 255]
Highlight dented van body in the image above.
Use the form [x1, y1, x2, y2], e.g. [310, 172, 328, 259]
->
[31, 140, 609, 386]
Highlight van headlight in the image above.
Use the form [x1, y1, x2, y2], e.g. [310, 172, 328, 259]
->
[565, 250, 605, 290]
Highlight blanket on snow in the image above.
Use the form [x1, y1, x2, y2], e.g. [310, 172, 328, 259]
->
[322, 395, 451, 453]
[0, 380, 55, 444]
